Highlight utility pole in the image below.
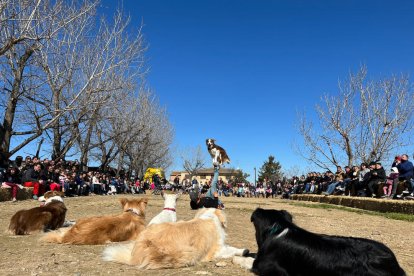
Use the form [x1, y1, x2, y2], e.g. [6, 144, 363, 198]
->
[254, 167, 256, 187]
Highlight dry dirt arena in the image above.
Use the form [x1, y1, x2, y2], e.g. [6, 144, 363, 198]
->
[0, 194, 413, 276]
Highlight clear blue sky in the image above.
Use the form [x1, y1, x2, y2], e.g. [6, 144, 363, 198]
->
[97, 0, 414, 179]
[11, 1, 413, 180]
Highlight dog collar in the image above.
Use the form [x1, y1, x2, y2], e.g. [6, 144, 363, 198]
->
[125, 208, 141, 216]
[163, 208, 176, 212]
[269, 223, 285, 236]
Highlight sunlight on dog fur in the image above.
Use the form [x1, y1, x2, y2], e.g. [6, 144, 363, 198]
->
[41, 198, 148, 245]
[103, 208, 248, 269]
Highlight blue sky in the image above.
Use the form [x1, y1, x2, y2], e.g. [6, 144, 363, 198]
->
[96, 0, 414, 179]
[9, 1, 414, 180]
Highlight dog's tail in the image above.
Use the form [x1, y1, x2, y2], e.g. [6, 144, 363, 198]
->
[222, 152, 231, 164]
[102, 242, 134, 265]
[40, 228, 68, 243]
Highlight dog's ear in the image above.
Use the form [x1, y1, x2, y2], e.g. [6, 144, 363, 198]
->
[280, 210, 293, 223]
[251, 208, 263, 222]
[139, 198, 149, 209]
[119, 198, 128, 207]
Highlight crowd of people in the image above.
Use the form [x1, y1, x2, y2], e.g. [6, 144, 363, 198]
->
[2, 153, 414, 202]
[0, 155, 163, 202]
[282, 154, 414, 200]
[178, 154, 414, 201]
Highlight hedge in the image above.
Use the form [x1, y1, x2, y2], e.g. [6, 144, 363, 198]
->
[290, 194, 414, 215]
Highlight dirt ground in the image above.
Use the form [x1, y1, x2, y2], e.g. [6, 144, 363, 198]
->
[0, 194, 413, 276]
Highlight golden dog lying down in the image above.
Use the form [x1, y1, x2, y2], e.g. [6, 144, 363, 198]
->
[41, 198, 148, 245]
[103, 208, 249, 269]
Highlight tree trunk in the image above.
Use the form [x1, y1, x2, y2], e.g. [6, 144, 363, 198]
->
[51, 89, 62, 160]
[1, 94, 18, 154]
[0, 46, 36, 155]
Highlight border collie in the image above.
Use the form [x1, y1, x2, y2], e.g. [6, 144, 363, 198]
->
[240, 208, 406, 276]
[206, 138, 230, 166]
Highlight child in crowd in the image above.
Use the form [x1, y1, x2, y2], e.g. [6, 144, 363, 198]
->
[383, 167, 399, 198]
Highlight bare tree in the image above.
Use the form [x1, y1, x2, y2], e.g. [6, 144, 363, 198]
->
[65, 10, 147, 170]
[0, 0, 98, 156]
[122, 89, 174, 177]
[180, 145, 207, 186]
[297, 66, 414, 170]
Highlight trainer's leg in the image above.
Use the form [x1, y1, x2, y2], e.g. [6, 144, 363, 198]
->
[206, 166, 219, 199]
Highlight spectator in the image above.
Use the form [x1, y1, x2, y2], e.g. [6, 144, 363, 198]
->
[319, 171, 333, 193]
[347, 165, 360, 196]
[44, 165, 61, 192]
[367, 162, 386, 198]
[256, 184, 265, 198]
[391, 155, 401, 168]
[22, 163, 45, 200]
[323, 166, 345, 195]
[2, 166, 22, 202]
[340, 166, 353, 193]
[395, 154, 413, 195]
[383, 167, 399, 198]
[92, 172, 102, 195]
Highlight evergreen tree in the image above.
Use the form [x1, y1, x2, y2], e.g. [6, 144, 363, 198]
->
[258, 155, 282, 183]
[233, 169, 250, 184]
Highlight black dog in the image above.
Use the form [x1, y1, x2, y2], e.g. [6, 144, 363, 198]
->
[250, 208, 405, 276]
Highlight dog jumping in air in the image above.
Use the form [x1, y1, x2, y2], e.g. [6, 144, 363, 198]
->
[206, 138, 230, 167]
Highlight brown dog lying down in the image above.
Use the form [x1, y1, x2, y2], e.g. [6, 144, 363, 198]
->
[8, 191, 67, 235]
[41, 198, 148, 245]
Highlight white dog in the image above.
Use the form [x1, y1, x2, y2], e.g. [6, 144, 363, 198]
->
[148, 191, 181, 225]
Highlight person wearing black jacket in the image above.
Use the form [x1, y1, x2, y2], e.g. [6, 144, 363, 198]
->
[22, 163, 45, 200]
[44, 166, 61, 192]
[2, 167, 22, 202]
[367, 162, 386, 197]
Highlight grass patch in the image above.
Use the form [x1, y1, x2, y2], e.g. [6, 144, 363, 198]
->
[287, 201, 414, 222]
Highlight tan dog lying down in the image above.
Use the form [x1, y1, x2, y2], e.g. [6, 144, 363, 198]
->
[41, 198, 147, 245]
[103, 208, 249, 269]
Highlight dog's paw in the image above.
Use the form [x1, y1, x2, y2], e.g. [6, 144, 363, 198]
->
[242, 249, 250, 257]
[232, 256, 254, 270]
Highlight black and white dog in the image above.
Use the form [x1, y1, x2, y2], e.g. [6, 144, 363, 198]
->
[206, 138, 230, 166]
[238, 208, 405, 276]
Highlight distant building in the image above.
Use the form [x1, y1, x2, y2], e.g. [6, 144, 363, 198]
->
[169, 168, 238, 184]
